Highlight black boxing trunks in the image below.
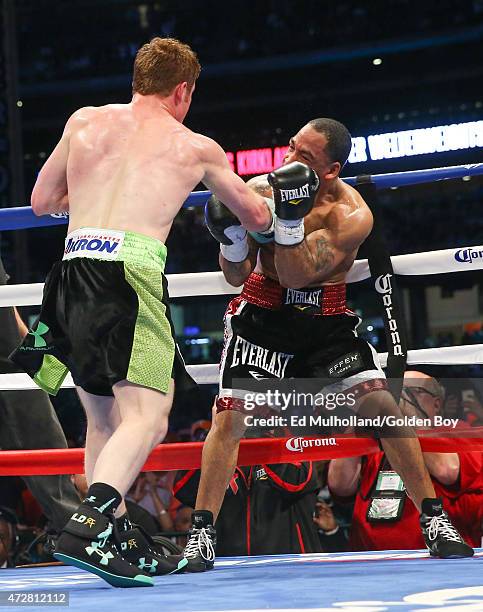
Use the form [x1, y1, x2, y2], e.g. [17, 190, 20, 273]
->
[10, 228, 194, 396]
[217, 272, 387, 412]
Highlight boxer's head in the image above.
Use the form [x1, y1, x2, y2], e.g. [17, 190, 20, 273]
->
[401, 371, 445, 422]
[132, 37, 201, 121]
[283, 118, 352, 183]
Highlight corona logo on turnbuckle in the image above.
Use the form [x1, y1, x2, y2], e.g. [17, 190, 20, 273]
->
[374, 273, 393, 295]
[374, 274, 404, 357]
[63, 228, 125, 261]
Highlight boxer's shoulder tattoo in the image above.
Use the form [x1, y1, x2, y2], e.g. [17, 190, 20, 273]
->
[246, 174, 271, 197]
[314, 236, 334, 272]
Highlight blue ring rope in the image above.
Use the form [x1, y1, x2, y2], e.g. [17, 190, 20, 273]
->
[0, 163, 482, 231]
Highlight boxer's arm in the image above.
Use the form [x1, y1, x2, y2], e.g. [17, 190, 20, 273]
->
[274, 206, 371, 288]
[31, 108, 89, 215]
[200, 138, 272, 232]
[220, 235, 258, 287]
[14, 308, 28, 338]
[327, 457, 362, 498]
[218, 175, 270, 286]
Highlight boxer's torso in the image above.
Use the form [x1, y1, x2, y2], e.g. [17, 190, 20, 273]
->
[251, 175, 371, 286]
[65, 102, 206, 243]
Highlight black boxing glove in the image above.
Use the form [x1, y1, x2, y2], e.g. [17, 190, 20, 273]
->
[205, 195, 248, 262]
[268, 161, 319, 245]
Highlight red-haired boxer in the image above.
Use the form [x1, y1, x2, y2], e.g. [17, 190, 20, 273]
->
[10, 37, 274, 587]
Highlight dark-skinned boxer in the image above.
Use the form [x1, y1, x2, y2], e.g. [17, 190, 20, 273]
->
[179, 119, 473, 571]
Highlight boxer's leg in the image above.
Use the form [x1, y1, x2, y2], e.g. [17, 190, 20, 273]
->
[82, 379, 173, 498]
[76, 388, 129, 518]
[357, 388, 473, 558]
[55, 380, 175, 586]
[195, 404, 247, 520]
[357, 389, 436, 508]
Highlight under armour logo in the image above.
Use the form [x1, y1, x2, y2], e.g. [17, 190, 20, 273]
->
[85, 542, 114, 566]
[28, 321, 49, 348]
[138, 558, 158, 574]
[94, 498, 117, 514]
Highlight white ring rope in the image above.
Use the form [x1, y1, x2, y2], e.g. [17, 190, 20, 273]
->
[1, 244, 481, 389]
[0, 344, 481, 390]
[0, 246, 481, 306]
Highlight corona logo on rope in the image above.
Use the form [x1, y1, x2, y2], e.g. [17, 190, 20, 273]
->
[285, 437, 337, 452]
[454, 247, 483, 264]
[374, 274, 404, 357]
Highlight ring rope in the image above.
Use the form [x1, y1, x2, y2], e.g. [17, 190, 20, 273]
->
[0, 163, 482, 232]
[0, 246, 481, 306]
[1, 430, 483, 477]
[0, 162, 481, 477]
[0, 344, 482, 391]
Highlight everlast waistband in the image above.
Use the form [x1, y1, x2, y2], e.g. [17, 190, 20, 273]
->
[240, 273, 346, 315]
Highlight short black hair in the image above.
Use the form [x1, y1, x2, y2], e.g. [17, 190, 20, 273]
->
[308, 118, 352, 167]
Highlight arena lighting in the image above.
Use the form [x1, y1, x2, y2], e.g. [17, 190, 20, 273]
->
[227, 121, 483, 174]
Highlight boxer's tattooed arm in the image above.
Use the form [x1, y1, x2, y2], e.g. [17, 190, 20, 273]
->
[314, 236, 335, 273]
[274, 232, 341, 286]
[246, 174, 271, 197]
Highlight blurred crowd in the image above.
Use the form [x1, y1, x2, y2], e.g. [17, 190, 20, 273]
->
[17, 0, 483, 83]
[379, 183, 483, 256]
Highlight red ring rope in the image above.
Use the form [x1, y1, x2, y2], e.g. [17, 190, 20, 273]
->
[0, 429, 482, 476]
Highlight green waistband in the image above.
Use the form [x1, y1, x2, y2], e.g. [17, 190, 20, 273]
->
[63, 228, 167, 270]
[119, 231, 167, 268]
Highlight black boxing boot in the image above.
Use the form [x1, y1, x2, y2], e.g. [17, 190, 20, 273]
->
[54, 503, 154, 587]
[118, 524, 188, 576]
[180, 510, 216, 572]
[420, 498, 474, 559]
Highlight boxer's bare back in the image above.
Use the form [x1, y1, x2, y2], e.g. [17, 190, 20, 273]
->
[31, 95, 270, 241]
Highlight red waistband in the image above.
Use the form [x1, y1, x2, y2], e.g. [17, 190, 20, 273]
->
[240, 273, 347, 315]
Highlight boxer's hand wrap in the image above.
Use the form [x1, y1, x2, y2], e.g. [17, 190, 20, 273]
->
[205, 195, 248, 262]
[268, 161, 319, 246]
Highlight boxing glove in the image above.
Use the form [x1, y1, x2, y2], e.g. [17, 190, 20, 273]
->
[205, 195, 248, 262]
[268, 161, 319, 245]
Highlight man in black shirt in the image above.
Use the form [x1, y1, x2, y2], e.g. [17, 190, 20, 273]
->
[174, 461, 321, 557]
[0, 254, 80, 536]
